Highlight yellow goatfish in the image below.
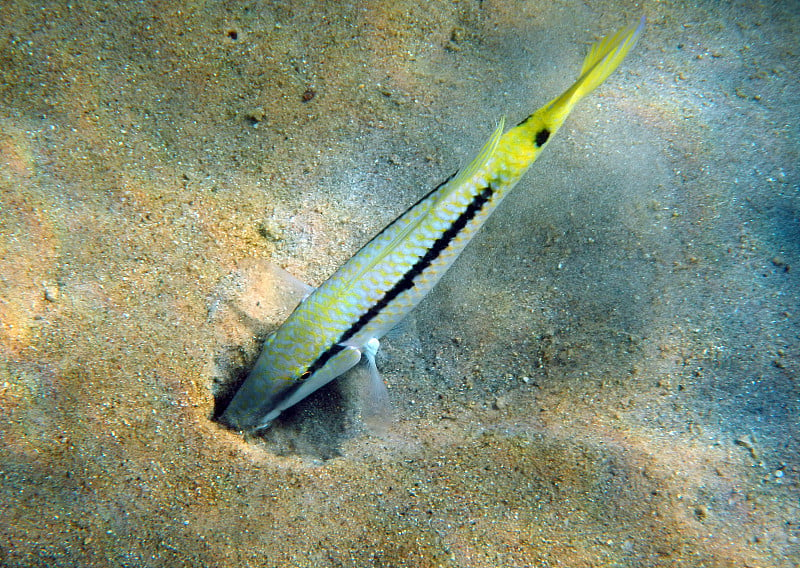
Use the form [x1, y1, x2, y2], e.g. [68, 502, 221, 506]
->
[221, 18, 645, 431]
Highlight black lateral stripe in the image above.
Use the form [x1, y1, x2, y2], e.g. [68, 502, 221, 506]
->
[352, 172, 457, 254]
[294, 175, 457, 381]
[297, 343, 343, 385]
[341, 183, 495, 344]
[302, 183, 494, 381]
[262, 343, 345, 418]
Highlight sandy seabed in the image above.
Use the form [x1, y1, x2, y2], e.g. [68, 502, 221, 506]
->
[1, 1, 798, 566]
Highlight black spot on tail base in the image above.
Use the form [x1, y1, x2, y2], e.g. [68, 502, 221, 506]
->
[535, 128, 551, 147]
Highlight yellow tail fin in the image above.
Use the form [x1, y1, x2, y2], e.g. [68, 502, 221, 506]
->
[544, 16, 645, 126]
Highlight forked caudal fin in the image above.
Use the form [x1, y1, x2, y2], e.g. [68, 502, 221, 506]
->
[541, 16, 645, 130]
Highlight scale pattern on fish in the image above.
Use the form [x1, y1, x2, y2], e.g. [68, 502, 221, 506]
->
[221, 17, 645, 431]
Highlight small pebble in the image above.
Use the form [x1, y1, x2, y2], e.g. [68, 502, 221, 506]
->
[771, 256, 790, 272]
[694, 504, 708, 521]
[43, 283, 59, 302]
[246, 108, 266, 123]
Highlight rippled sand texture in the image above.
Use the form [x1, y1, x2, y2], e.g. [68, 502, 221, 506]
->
[1, 1, 797, 566]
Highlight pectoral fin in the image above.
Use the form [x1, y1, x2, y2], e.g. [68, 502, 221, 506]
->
[256, 346, 362, 429]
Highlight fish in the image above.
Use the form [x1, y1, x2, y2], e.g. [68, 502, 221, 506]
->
[221, 17, 645, 432]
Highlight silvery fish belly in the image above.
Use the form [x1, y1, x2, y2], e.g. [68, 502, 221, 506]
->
[220, 17, 645, 432]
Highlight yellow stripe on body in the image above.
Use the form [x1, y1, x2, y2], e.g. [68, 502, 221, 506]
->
[221, 18, 645, 431]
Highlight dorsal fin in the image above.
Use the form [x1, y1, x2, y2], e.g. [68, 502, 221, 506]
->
[433, 117, 505, 205]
